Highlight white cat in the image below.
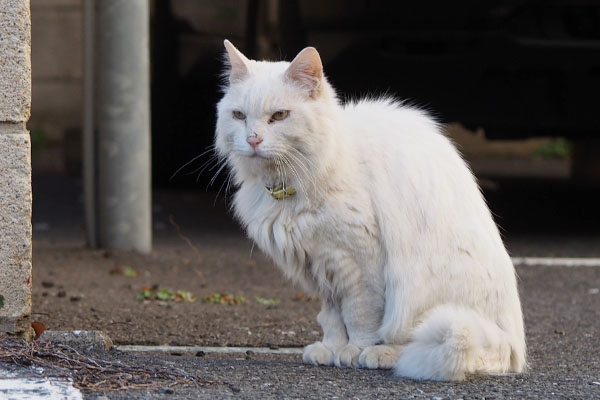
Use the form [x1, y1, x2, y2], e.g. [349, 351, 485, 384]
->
[214, 40, 526, 381]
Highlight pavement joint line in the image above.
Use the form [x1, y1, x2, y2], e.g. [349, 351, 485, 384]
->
[511, 257, 600, 267]
[116, 345, 304, 355]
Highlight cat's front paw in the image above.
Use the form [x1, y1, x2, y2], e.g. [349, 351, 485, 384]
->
[334, 343, 362, 368]
[358, 345, 403, 369]
[303, 341, 334, 366]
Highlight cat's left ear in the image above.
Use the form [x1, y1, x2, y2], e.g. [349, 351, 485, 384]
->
[285, 47, 323, 97]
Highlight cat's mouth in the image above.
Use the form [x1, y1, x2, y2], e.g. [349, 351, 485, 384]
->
[244, 148, 275, 161]
[247, 152, 266, 159]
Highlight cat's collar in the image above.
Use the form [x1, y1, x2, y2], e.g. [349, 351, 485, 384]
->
[265, 184, 296, 200]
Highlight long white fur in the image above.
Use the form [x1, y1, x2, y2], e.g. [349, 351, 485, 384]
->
[215, 40, 526, 381]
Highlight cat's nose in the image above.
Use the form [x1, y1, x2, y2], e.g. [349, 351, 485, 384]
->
[247, 135, 263, 149]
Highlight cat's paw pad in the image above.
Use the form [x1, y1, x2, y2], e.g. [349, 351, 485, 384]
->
[358, 345, 402, 369]
[334, 343, 362, 368]
[303, 341, 334, 366]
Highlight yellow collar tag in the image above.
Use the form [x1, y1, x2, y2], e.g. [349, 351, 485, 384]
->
[265, 184, 296, 200]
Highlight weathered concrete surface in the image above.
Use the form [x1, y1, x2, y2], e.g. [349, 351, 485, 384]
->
[0, 130, 32, 337]
[0, 0, 33, 338]
[0, 0, 31, 122]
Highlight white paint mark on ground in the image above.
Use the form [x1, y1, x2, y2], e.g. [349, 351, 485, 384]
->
[116, 345, 303, 355]
[511, 257, 600, 267]
[0, 368, 82, 400]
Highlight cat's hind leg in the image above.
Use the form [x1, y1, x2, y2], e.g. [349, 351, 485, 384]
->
[303, 300, 348, 366]
[394, 304, 516, 381]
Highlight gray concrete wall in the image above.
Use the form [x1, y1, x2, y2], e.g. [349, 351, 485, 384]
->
[0, 0, 33, 338]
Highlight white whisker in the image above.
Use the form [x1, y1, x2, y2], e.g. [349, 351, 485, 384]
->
[284, 149, 318, 198]
[189, 155, 220, 176]
[281, 154, 308, 200]
[208, 161, 229, 189]
[169, 145, 216, 181]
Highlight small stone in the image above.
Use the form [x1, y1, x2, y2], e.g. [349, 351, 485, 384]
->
[57, 291, 66, 298]
[41, 281, 54, 288]
[195, 351, 205, 357]
[70, 296, 81, 302]
[161, 388, 174, 394]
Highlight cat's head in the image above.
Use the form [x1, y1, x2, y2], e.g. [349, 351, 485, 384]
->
[215, 40, 338, 191]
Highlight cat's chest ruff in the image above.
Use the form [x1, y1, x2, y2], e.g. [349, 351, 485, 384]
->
[246, 197, 316, 263]
[241, 188, 378, 262]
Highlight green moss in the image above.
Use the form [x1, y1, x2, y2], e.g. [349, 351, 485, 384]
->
[534, 138, 572, 160]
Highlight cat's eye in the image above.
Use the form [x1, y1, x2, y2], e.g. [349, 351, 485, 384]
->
[270, 110, 289, 122]
[232, 110, 246, 120]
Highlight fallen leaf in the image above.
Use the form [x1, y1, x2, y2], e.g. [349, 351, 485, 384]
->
[200, 293, 248, 305]
[137, 287, 196, 302]
[156, 288, 174, 301]
[122, 266, 138, 277]
[31, 321, 46, 339]
[294, 293, 319, 302]
[255, 296, 280, 306]
[175, 290, 196, 302]
[108, 266, 122, 275]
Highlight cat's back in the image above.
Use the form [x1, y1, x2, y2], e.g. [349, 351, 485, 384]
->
[341, 98, 448, 152]
[339, 97, 497, 248]
[340, 98, 463, 176]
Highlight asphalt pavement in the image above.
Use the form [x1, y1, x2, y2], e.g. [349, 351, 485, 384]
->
[1, 175, 599, 399]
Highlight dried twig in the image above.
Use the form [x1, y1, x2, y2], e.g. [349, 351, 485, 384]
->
[168, 215, 201, 256]
[0, 337, 216, 392]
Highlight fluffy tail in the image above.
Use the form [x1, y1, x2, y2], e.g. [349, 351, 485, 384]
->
[395, 305, 524, 381]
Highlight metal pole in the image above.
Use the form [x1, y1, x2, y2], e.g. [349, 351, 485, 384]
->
[94, 0, 152, 253]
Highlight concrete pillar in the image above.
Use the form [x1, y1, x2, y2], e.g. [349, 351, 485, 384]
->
[84, 0, 152, 253]
[0, 0, 33, 338]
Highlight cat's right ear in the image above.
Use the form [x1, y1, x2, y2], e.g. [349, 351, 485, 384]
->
[224, 39, 250, 83]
